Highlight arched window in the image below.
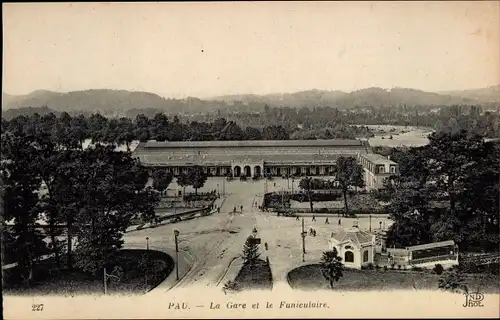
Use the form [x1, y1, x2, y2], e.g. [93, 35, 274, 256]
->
[363, 250, 369, 262]
[345, 251, 354, 263]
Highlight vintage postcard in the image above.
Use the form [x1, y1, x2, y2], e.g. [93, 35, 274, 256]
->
[2, 1, 499, 319]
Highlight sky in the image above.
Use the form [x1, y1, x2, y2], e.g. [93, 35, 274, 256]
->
[2, 2, 499, 98]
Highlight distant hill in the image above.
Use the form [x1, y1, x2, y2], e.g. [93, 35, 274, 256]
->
[211, 87, 477, 108]
[2, 86, 497, 119]
[1, 89, 236, 117]
[440, 85, 500, 103]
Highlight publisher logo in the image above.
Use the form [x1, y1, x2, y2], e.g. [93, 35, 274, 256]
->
[463, 292, 484, 308]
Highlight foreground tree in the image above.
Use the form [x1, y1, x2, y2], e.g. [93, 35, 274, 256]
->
[320, 248, 344, 289]
[1, 132, 47, 285]
[334, 156, 364, 216]
[72, 145, 160, 275]
[241, 236, 261, 268]
[386, 130, 499, 251]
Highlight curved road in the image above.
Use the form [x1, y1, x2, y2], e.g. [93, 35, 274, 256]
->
[123, 179, 260, 291]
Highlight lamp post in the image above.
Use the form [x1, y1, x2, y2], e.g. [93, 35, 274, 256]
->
[217, 183, 220, 197]
[291, 179, 295, 194]
[301, 217, 307, 262]
[145, 237, 150, 289]
[369, 215, 372, 233]
[174, 229, 180, 281]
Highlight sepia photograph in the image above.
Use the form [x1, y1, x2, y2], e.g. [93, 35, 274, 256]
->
[1, 1, 499, 319]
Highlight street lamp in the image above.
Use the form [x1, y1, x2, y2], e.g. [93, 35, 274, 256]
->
[145, 237, 150, 289]
[174, 229, 180, 281]
[217, 183, 220, 198]
[300, 218, 307, 262]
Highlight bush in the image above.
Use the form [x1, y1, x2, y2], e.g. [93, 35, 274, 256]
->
[375, 265, 381, 271]
[397, 265, 402, 270]
[222, 280, 242, 295]
[412, 266, 423, 272]
[433, 264, 444, 275]
[367, 263, 374, 270]
[390, 264, 396, 270]
[384, 265, 388, 271]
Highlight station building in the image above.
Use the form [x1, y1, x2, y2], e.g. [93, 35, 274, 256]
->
[133, 139, 398, 190]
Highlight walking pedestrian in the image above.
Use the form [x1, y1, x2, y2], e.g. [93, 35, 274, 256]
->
[296, 216, 300, 221]
[264, 242, 268, 250]
[338, 218, 342, 225]
[325, 218, 329, 224]
[240, 205, 243, 212]
[312, 215, 316, 222]
[233, 206, 236, 213]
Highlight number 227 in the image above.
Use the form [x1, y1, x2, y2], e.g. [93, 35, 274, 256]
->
[32, 304, 44, 311]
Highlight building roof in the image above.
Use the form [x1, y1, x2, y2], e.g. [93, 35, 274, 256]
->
[359, 153, 397, 165]
[331, 227, 373, 245]
[407, 240, 455, 251]
[142, 139, 366, 149]
[134, 152, 352, 166]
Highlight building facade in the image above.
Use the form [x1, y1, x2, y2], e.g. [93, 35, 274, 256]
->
[328, 222, 376, 269]
[358, 153, 399, 190]
[133, 139, 398, 189]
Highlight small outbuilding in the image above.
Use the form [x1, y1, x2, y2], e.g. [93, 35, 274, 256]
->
[329, 221, 375, 269]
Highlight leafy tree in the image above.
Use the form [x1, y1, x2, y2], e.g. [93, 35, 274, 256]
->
[244, 126, 262, 140]
[116, 117, 136, 151]
[72, 145, 159, 275]
[189, 166, 208, 194]
[151, 113, 169, 141]
[134, 114, 151, 142]
[334, 156, 364, 216]
[386, 131, 499, 251]
[241, 236, 260, 267]
[1, 131, 47, 285]
[299, 177, 314, 212]
[320, 248, 344, 289]
[176, 172, 191, 198]
[152, 168, 173, 196]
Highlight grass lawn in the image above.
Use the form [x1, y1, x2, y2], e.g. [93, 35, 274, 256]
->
[233, 259, 273, 291]
[287, 264, 500, 293]
[3, 249, 174, 296]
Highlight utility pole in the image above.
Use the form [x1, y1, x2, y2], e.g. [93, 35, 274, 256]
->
[174, 230, 180, 281]
[104, 268, 107, 295]
[301, 217, 306, 262]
